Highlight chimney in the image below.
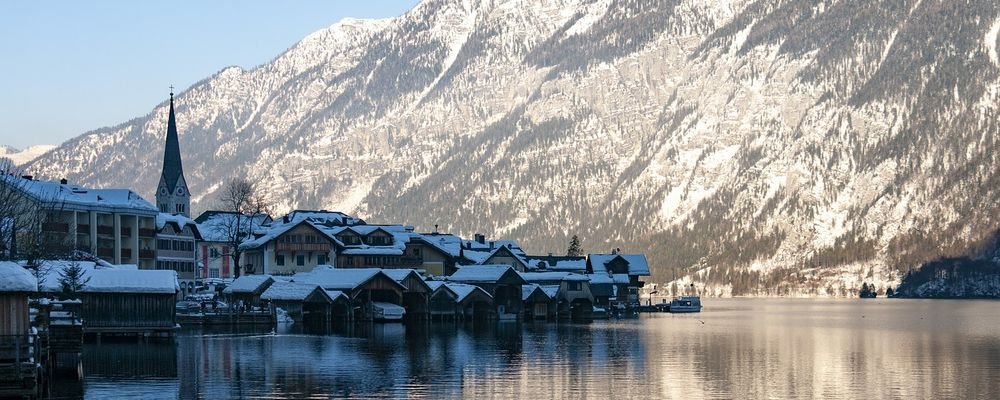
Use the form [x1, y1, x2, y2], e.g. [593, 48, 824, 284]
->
[475, 233, 486, 244]
[548, 252, 553, 257]
[490, 241, 495, 250]
[60, 178, 68, 184]
[21, 175, 32, 181]
[282, 215, 289, 224]
[434, 224, 439, 234]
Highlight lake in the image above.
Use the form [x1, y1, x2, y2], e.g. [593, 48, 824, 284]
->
[52, 298, 1000, 399]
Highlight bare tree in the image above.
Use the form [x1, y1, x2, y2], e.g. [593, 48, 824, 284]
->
[215, 177, 272, 278]
[0, 160, 73, 264]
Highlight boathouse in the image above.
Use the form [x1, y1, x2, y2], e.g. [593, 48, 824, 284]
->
[78, 269, 178, 337]
[448, 265, 525, 319]
[381, 269, 431, 321]
[293, 267, 406, 321]
[521, 284, 557, 320]
[0, 262, 39, 398]
[261, 281, 340, 325]
[223, 274, 275, 310]
[426, 281, 494, 321]
[521, 272, 595, 320]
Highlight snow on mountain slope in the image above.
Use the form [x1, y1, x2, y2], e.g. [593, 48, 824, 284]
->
[25, 0, 1000, 296]
[1, 144, 56, 166]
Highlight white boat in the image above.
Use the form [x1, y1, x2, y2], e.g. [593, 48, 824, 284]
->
[669, 296, 702, 313]
[372, 302, 406, 321]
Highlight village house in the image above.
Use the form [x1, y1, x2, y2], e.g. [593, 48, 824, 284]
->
[155, 213, 201, 296]
[223, 274, 275, 310]
[260, 281, 344, 325]
[0, 262, 38, 398]
[586, 252, 650, 308]
[239, 210, 363, 275]
[194, 211, 272, 281]
[521, 284, 557, 320]
[0, 175, 159, 268]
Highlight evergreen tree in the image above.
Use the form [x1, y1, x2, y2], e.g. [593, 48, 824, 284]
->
[567, 235, 583, 257]
[58, 261, 90, 298]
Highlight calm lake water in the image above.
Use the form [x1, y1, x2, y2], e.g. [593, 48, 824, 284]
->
[51, 299, 1000, 399]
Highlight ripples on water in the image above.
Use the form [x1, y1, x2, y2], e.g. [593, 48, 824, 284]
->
[58, 299, 1000, 399]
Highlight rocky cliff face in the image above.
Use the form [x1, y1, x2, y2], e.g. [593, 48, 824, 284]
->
[26, 0, 1000, 295]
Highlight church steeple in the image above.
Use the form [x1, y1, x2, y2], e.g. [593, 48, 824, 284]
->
[156, 89, 191, 217]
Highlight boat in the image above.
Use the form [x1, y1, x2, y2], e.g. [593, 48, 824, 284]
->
[668, 296, 702, 313]
[372, 302, 406, 322]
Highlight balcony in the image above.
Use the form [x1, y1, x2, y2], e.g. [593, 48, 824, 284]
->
[139, 249, 155, 259]
[275, 243, 330, 252]
[121, 227, 132, 237]
[96, 225, 114, 236]
[96, 247, 114, 258]
[42, 222, 69, 233]
[138, 228, 157, 238]
[77, 224, 90, 232]
[120, 248, 132, 259]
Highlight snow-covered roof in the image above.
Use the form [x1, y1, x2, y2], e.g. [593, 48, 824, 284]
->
[30, 260, 103, 292]
[341, 247, 404, 255]
[261, 281, 326, 301]
[521, 284, 549, 301]
[293, 266, 402, 291]
[156, 213, 201, 238]
[539, 285, 560, 299]
[589, 253, 650, 276]
[445, 282, 490, 303]
[381, 269, 420, 282]
[524, 256, 587, 272]
[449, 265, 521, 283]
[1, 175, 156, 214]
[0, 261, 36, 292]
[224, 275, 274, 294]
[284, 210, 364, 227]
[520, 272, 589, 283]
[194, 211, 271, 243]
[241, 219, 337, 250]
[82, 269, 178, 294]
[586, 273, 614, 285]
[324, 290, 347, 301]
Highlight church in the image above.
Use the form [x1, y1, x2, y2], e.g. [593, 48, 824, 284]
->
[154, 90, 201, 296]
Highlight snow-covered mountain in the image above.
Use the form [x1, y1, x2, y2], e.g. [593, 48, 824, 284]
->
[1, 144, 56, 166]
[25, 0, 1000, 296]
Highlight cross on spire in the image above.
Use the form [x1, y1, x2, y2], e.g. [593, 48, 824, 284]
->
[169, 85, 174, 98]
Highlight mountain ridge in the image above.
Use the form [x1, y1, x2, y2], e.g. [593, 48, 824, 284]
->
[25, 0, 1000, 296]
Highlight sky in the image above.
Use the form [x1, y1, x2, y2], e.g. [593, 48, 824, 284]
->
[0, 1, 419, 149]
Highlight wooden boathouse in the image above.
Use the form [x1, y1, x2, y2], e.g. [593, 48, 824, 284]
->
[78, 269, 179, 339]
[0, 262, 40, 398]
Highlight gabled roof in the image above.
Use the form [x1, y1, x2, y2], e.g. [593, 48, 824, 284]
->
[82, 269, 178, 294]
[240, 219, 338, 250]
[449, 265, 526, 285]
[444, 282, 492, 303]
[292, 267, 406, 292]
[588, 253, 650, 276]
[0, 261, 36, 292]
[261, 281, 332, 302]
[481, 245, 529, 269]
[224, 274, 274, 295]
[381, 269, 431, 292]
[522, 284, 554, 302]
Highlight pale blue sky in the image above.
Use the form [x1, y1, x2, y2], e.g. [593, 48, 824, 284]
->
[0, 1, 418, 149]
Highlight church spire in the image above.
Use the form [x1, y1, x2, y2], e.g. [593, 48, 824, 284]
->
[156, 88, 191, 216]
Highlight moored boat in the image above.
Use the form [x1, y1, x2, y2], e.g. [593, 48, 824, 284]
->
[669, 296, 702, 313]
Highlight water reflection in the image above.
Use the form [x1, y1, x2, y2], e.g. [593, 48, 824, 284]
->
[64, 299, 1000, 399]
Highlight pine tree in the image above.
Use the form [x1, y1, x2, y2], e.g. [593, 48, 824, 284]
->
[58, 261, 90, 298]
[566, 235, 583, 257]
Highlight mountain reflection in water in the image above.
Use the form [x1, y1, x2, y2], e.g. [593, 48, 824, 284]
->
[65, 299, 1000, 399]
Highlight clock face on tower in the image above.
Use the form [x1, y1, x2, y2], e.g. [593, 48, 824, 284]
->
[159, 187, 168, 196]
[177, 187, 185, 196]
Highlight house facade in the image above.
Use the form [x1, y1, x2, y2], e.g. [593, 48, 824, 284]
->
[194, 211, 272, 280]
[155, 213, 201, 296]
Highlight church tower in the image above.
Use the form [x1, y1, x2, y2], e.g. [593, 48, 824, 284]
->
[156, 90, 191, 217]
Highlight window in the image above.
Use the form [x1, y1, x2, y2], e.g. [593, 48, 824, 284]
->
[276, 255, 285, 266]
[210, 248, 220, 258]
[159, 204, 168, 212]
[296, 255, 305, 266]
[413, 248, 422, 256]
[209, 268, 220, 279]
[318, 254, 327, 265]
[568, 281, 582, 291]
[176, 204, 185, 213]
